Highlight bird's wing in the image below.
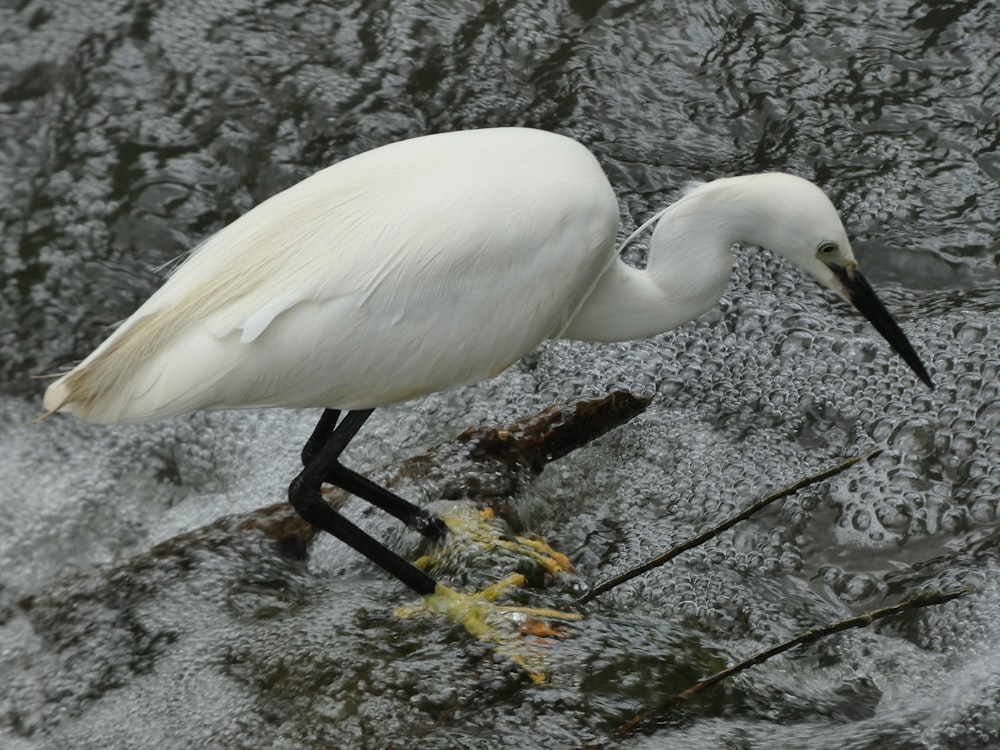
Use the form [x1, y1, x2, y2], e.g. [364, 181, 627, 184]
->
[43, 129, 619, 422]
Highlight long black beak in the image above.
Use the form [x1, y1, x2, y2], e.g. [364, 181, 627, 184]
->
[831, 263, 934, 389]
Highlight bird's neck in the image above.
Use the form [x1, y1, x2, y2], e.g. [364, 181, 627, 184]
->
[561, 183, 761, 343]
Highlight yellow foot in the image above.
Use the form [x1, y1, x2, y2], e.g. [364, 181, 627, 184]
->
[480, 507, 575, 575]
[394, 574, 582, 684]
[412, 506, 574, 578]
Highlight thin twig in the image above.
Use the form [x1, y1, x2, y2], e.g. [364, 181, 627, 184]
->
[578, 447, 883, 605]
[613, 586, 972, 738]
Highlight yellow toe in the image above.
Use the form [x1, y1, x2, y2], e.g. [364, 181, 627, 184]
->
[417, 506, 575, 580]
[395, 578, 582, 684]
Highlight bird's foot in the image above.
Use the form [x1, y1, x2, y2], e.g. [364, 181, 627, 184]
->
[412, 506, 574, 579]
[401, 506, 581, 681]
[482, 507, 575, 575]
[394, 574, 582, 684]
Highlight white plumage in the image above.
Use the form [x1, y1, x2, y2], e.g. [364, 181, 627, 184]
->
[44, 129, 618, 422]
[43, 127, 932, 426]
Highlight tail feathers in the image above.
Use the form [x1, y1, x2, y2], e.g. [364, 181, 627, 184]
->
[39, 314, 166, 425]
[39, 378, 72, 421]
[41, 364, 121, 424]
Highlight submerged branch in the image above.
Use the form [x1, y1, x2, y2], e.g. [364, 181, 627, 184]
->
[578, 447, 883, 605]
[147, 391, 653, 562]
[612, 587, 973, 738]
[20, 392, 651, 663]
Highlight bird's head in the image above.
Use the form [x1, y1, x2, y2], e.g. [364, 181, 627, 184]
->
[716, 173, 935, 388]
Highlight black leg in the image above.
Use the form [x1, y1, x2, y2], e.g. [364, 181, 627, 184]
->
[288, 473, 438, 595]
[301, 408, 340, 467]
[307, 409, 447, 540]
[287, 408, 447, 596]
[323, 465, 448, 539]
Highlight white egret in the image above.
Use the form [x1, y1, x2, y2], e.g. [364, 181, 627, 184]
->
[43, 127, 933, 596]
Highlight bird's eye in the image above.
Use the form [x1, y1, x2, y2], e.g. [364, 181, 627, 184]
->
[818, 243, 838, 256]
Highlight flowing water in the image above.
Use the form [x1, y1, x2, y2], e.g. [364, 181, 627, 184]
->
[1, 0, 998, 747]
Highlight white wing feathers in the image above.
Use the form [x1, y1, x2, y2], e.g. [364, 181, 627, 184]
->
[42, 129, 619, 423]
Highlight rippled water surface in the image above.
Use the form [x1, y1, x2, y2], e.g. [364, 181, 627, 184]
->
[1, 0, 998, 748]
